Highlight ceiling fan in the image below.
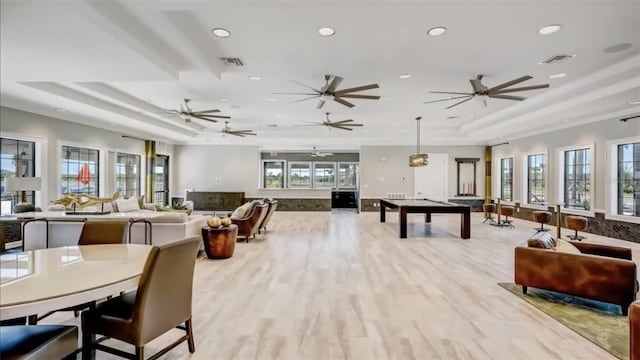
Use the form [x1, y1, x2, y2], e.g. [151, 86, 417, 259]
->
[311, 146, 334, 157]
[300, 112, 364, 131]
[424, 75, 549, 109]
[163, 99, 231, 123]
[207, 121, 257, 137]
[274, 75, 380, 109]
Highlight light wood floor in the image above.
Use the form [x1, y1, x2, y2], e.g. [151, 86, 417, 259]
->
[46, 210, 639, 359]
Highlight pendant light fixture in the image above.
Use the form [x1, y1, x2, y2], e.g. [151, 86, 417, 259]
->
[409, 116, 429, 167]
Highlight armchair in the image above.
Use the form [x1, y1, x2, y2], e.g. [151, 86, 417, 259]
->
[231, 203, 268, 242]
[631, 301, 640, 360]
[259, 199, 278, 234]
[514, 241, 637, 315]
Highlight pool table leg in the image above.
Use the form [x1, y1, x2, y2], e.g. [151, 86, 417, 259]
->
[461, 211, 471, 239]
[380, 203, 386, 222]
[425, 212, 431, 223]
[400, 208, 408, 238]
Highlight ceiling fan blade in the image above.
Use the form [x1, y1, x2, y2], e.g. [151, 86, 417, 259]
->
[331, 126, 354, 131]
[470, 78, 485, 93]
[330, 119, 354, 124]
[225, 132, 246, 137]
[333, 97, 355, 108]
[289, 80, 322, 93]
[333, 84, 379, 95]
[193, 109, 221, 114]
[324, 76, 344, 93]
[317, 99, 326, 109]
[486, 75, 532, 93]
[291, 95, 322, 104]
[445, 97, 473, 109]
[429, 91, 474, 95]
[193, 114, 231, 119]
[191, 115, 218, 122]
[337, 94, 380, 100]
[489, 94, 526, 101]
[491, 84, 550, 94]
[424, 95, 471, 104]
[332, 122, 363, 127]
[273, 92, 320, 95]
[229, 131, 257, 136]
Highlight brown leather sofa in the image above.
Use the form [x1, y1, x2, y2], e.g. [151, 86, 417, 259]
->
[259, 199, 278, 234]
[231, 202, 269, 242]
[515, 241, 637, 315]
[631, 301, 640, 360]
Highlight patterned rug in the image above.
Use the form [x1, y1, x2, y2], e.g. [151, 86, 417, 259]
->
[498, 283, 629, 360]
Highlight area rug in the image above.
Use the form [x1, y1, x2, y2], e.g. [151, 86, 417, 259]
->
[498, 283, 629, 360]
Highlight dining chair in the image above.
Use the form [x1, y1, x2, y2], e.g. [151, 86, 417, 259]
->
[81, 237, 200, 360]
[36, 220, 129, 322]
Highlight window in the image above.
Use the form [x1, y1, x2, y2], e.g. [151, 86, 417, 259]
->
[288, 162, 311, 188]
[1, 138, 36, 214]
[263, 161, 285, 188]
[564, 147, 591, 210]
[526, 154, 545, 205]
[500, 158, 513, 201]
[313, 162, 336, 188]
[338, 163, 358, 188]
[61, 145, 99, 196]
[116, 152, 141, 198]
[617, 142, 639, 217]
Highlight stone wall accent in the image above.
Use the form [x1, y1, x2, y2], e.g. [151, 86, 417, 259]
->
[187, 192, 245, 211]
[507, 202, 640, 243]
[246, 198, 331, 211]
[360, 199, 380, 212]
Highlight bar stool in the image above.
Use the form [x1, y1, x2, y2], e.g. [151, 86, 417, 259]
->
[499, 206, 515, 228]
[565, 215, 588, 241]
[533, 211, 552, 233]
[483, 203, 496, 224]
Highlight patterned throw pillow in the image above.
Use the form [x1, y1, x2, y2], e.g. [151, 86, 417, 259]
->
[527, 232, 557, 249]
[231, 202, 253, 219]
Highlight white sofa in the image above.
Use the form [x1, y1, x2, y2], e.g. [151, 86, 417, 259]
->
[22, 212, 208, 250]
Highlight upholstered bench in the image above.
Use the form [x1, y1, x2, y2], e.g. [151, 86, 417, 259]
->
[0, 325, 78, 359]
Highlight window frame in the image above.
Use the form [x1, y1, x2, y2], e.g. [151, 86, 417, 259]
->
[521, 151, 548, 208]
[261, 160, 287, 189]
[556, 143, 595, 216]
[58, 141, 104, 198]
[606, 136, 640, 224]
[312, 162, 336, 189]
[287, 161, 312, 188]
[499, 157, 514, 202]
[115, 152, 141, 198]
[337, 162, 358, 189]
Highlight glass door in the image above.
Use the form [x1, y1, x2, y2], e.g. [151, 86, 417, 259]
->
[154, 155, 169, 206]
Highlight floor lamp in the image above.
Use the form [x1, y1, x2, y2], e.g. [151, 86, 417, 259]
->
[5, 177, 41, 213]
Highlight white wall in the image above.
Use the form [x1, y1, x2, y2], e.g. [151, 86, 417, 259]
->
[0, 106, 174, 206]
[360, 145, 485, 199]
[491, 117, 640, 212]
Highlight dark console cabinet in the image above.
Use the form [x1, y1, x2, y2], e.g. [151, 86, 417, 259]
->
[332, 190, 357, 209]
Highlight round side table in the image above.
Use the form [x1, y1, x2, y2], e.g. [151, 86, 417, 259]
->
[201, 224, 238, 259]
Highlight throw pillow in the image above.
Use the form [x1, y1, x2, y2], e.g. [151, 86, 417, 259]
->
[231, 202, 253, 219]
[527, 232, 556, 249]
[116, 196, 141, 213]
[555, 239, 581, 254]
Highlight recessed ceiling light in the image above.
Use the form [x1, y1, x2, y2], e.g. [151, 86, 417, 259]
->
[427, 27, 447, 36]
[248, 76, 261, 80]
[549, 73, 567, 79]
[626, 100, 640, 105]
[538, 24, 562, 35]
[220, 98, 230, 102]
[54, 108, 67, 112]
[318, 27, 335, 37]
[211, 28, 231, 38]
[398, 74, 412, 79]
[265, 98, 276, 102]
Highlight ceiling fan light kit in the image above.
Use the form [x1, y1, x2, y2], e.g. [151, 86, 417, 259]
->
[409, 116, 429, 167]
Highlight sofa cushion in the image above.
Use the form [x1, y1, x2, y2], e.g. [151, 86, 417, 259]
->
[150, 213, 189, 223]
[231, 202, 253, 219]
[527, 232, 556, 249]
[555, 239, 581, 254]
[115, 197, 140, 213]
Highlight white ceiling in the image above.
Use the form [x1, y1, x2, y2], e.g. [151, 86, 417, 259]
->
[1, 0, 639, 150]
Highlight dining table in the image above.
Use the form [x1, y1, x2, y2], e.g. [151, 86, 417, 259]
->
[0, 244, 152, 322]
